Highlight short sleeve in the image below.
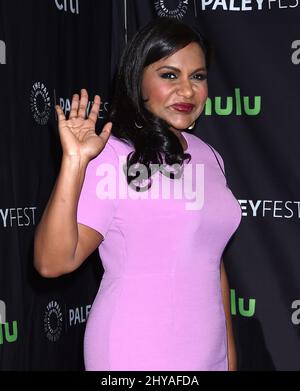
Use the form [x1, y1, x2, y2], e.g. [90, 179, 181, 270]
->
[211, 146, 225, 175]
[205, 143, 227, 182]
[77, 142, 120, 239]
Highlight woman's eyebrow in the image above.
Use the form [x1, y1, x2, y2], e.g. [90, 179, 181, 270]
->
[155, 65, 207, 73]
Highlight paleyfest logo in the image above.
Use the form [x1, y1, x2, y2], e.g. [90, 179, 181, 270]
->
[199, 0, 300, 11]
[154, 0, 190, 19]
[30, 82, 51, 125]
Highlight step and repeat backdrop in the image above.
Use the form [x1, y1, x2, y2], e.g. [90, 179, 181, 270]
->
[0, 0, 299, 370]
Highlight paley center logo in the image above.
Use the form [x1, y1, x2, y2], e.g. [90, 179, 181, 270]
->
[0, 40, 6, 64]
[54, 0, 79, 14]
[154, 0, 190, 19]
[44, 300, 63, 342]
[0, 299, 18, 345]
[44, 300, 92, 342]
[204, 88, 261, 116]
[199, 0, 299, 11]
[30, 82, 51, 125]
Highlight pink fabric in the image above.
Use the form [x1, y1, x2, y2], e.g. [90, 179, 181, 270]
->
[77, 131, 241, 371]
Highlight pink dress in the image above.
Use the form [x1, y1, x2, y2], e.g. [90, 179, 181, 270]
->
[77, 131, 241, 371]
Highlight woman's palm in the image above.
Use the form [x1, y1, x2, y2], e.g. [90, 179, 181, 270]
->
[55, 89, 112, 161]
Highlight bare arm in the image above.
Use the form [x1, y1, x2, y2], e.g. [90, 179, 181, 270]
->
[34, 155, 102, 277]
[220, 259, 237, 371]
[34, 89, 112, 278]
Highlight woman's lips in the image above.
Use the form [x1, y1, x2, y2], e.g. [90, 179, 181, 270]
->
[171, 103, 195, 113]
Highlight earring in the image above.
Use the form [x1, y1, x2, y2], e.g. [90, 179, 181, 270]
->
[134, 121, 143, 129]
[188, 122, 195, 130]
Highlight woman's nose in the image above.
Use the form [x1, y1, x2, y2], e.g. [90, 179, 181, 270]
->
[177, 78, 194, 98]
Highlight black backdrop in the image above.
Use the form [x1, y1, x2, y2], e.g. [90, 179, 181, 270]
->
[0, 0, 300, 370]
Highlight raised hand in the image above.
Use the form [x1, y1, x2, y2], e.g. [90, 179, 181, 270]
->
[55, 88, 112, 162]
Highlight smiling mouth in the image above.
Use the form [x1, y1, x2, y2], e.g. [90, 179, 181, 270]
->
[171, 103, 195, 113]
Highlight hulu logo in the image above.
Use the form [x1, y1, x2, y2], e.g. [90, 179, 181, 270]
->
[230, 289, 256, 317]
[0, 321, 18, 344]
[205, 88, 261, 116]
[0, 300, 18, 344]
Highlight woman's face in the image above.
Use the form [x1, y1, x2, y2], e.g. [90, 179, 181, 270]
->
[141, 42, 208, 133]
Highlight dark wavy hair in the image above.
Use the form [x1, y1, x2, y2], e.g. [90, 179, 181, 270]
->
[108, 17, 211, 191]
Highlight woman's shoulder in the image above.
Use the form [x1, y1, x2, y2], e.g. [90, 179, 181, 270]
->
[106, 134, 134, 155]
[185, 131, 216, 154]
[185, 131, 225, 169]
[88, 134, 132, 168]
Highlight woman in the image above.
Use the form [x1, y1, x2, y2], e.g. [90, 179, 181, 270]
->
[34, 17, 241, 371]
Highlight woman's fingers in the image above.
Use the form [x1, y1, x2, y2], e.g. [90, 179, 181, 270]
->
[88, 95, 101, 123]
[99, 122, 112, 144]
[67, 89, 100, 123]
[77, 88, 89, 119]
[55, 104, 66, 123]
[69, 94, 79, 119]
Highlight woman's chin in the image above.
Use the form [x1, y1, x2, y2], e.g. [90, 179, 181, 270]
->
[168, 123, 191, 131]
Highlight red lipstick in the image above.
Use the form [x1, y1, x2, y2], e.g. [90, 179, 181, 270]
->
[172, 103, 195, 113]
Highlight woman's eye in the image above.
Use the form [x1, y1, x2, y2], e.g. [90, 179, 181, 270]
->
[160, 73, 177, 79]
[193, 73, 207, 81]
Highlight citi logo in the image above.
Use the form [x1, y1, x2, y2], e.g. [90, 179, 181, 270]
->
[0, 40, 6, 64]
[55, 0, 79, 14]
[291, 40, 300, 65]
[231, 289, 256, 317]
[204, 88, 261, 116]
